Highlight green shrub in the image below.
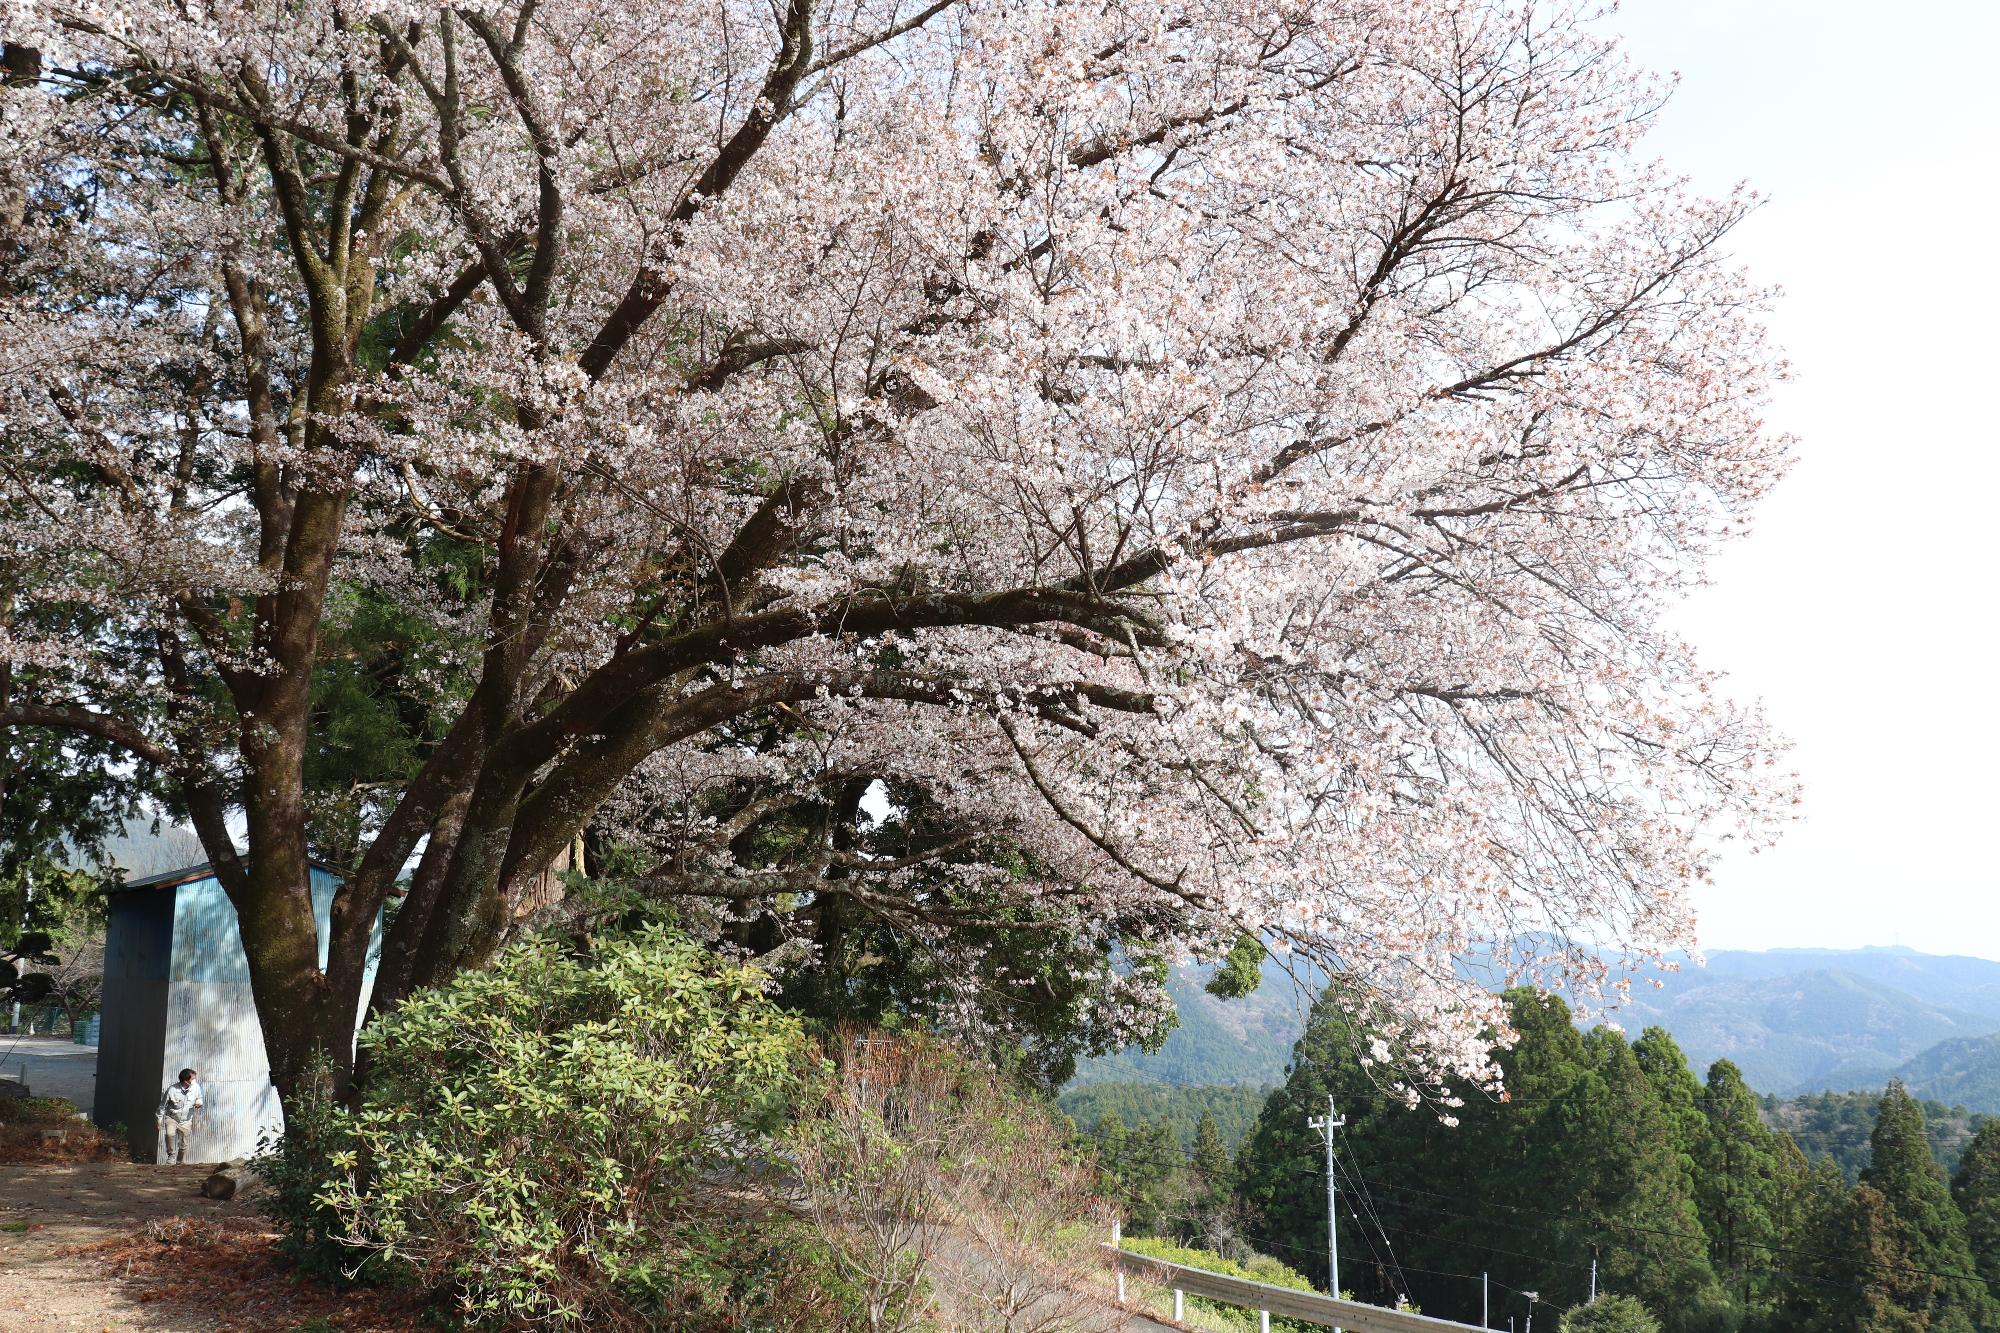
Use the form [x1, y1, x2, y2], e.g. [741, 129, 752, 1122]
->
[0, 1095, 80, 1125]
[1117, 1235, 1319, 1331]
[1118, 1235, 1315, 1293]
[319, 928, 821, 1330]
[254, 1054, 357, 1282]
[1561, 1293, 1663, 1333]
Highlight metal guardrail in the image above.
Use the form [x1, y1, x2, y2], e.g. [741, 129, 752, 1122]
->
[1101, 1243, 1490, 1333]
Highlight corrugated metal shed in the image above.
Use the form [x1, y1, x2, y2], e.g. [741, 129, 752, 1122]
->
[93, 863, 379, 1163]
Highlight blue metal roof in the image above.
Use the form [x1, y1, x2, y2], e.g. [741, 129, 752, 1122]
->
[112, 858, 346, 892]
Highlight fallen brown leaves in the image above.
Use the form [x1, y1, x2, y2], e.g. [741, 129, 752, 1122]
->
[72, 1214, 430, 1332]
[0, 1119, 125, 1164]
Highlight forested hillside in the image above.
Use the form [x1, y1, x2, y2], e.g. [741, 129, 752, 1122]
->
[1762, 1090, 1989, 1180]
[1841, 1034, 2000, 1115]
[1696, 948, 2000, 1020]
[1067, 959, 1310, 1088]
[1058, 1083, 1269, 1152]
[1081, 986, 2000, 1333]
[1613, 965, 1999, 1094]
[1070, 946, 2000, 1100]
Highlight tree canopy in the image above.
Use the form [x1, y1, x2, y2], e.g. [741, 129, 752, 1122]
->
[1952, 1120, 2000, 1300]
[1, 0, 1790, 1101]
[1561, 1295, 1660, 1333]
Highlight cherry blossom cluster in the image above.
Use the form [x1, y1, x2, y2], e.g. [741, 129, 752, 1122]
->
[0, 0, 1795, 1094]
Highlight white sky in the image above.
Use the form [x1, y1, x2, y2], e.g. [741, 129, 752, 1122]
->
[1602, 1, 2000, 956]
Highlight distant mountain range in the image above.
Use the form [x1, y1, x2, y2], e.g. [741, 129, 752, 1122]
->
[1612, 948, 2000, 1098]
[1828, 1032, 2000, 1113]
[1067, 945, 2000, 1112]
[1666, 946, 2000, 1025]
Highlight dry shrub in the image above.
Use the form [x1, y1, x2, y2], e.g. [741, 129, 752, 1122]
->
[142, 1215, 238, 1247]
[793, 1031, 1124, 1333]
[0, 1096, 123, 1163]
[0, 1095, 84, 1124]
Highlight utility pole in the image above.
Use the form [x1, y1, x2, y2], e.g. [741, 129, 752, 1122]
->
[1482, 1272, 1489, 1328]
[1589, 1256, 1596, 1302]
[1523, 1291, 1540, 1333]
[1308, 1094, 1346, 1331]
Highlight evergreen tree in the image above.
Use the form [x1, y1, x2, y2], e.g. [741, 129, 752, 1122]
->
[1696, 1060, 1793, 1306]
[1479, 990, 1599, 1312]
[1860, 1082, 1995, 1331]
[1190, 1112, 1235, 1206]
[1773, 1156, 1859, 1333]
[1184, 1110, 1239, 1249]
[1766, 1130, 1815, 1291]
[1237, 989, 1696, 1322]
[1632, 1027, 1711, 1174]
[1231, 988, 1915, 1333]
[1233, 992, 1389, 1293]
[1951, 1120, 2000, 1303]
[1772, 1158, 1982, 1333]
[1570, 1028, 1725, 1332]
[1091, 1111, 1188, 1238]
[1835, 1184, 1930, 1333]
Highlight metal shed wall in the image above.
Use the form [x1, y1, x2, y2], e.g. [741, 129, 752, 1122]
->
[92, 887, 174, 1159]
[95, 865, 379, 1163]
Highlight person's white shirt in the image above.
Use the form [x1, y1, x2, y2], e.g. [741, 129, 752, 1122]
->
[158, 1080, 204, 1124]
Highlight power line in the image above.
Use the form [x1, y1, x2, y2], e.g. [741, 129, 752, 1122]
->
[1260, 1192, 1931, 1308]
[1101, 1050, 1996, 1320]
[1255, 1230, 1549, 1307]
[1248, 1062, 1993, 1293]
[1208, 1161, 1973, 1316]
[1328, 1160, 1400, 1294]
[1265, 1161, 1995, 1295]
[1330, 1209, 1899, 1306]
[1330, 1126, 1414, 1300]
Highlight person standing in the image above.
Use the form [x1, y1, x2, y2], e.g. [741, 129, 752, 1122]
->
[157, 1068, 203, 1164]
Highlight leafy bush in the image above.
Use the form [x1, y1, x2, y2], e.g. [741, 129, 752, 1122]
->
[254, 1053, 355, 1282]
[320, 928, 823, 1330]
[1561, 1293, 1662, 1333]
[0, 1095, 80, 1125]
[1117, 1235, 1315, 1293]
[1116, 1235, 1320, 1331]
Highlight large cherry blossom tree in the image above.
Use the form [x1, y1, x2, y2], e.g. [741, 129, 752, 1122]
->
[0, 0, 1792, 1103]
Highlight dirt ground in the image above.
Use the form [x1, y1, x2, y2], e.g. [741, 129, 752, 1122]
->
[0, 1162, 419, 1333]
[0, 1161, 1181, 1333]
[0, 1162, 239, 1331]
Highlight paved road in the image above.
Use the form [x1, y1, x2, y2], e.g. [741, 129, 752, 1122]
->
[0, 1036, 98, 1108]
